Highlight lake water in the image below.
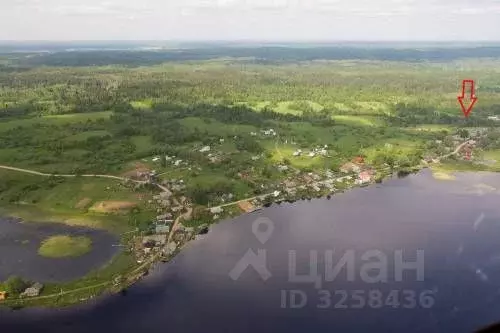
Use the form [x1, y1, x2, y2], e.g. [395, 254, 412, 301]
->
[3, 169, 500, 333]
[0, 218, 119, 282]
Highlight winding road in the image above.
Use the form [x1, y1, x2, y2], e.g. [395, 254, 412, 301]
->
[0, 165, 146, 183]
[209, 139, 472, 210]
[0, 138, 470, 212]
[437, 140, 470, 161]
[0, 139, 471, 306]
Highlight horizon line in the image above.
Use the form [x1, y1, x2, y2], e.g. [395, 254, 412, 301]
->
[2, 39, 500, 43]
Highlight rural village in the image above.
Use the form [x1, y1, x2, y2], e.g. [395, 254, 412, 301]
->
[124, 127, 489, 276]
[0, 124, 489, 301]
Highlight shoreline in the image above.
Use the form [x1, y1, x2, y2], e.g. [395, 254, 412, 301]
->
[0, 151, 487, 309]
[0, 217, 119, 283]
[0, 167, 390, 309]
[3, 167, 500, 333]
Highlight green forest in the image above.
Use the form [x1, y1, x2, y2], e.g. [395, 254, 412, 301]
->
[1, 47, 500, 206]
[2, 44, 500, 306]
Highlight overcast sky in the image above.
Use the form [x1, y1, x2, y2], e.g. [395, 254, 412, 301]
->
[1, 0, 500, 41]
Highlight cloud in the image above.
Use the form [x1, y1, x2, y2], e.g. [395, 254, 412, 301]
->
[3, 0, 157, 17]
[6, 0, 500, 17]
[1, 0, 500, 40]
[451, 5, 500, 15]
[183, 0, 290, 11]
[52, 5, 115, 16]
[47, 1, 156, 19]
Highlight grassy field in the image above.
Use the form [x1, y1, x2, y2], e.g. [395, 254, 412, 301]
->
[2, 52, 500, 307]
[179, 117, 259, 136]
[38, 235, 92, 258]
[130, 100, 153, 110]
[482, 149, 500, 169]
[432, 170, 457, 180]
[431, 159, 494, 173]
[64, 130, 111, 143]
[409, 125, 454, 133]
[0, 111, 112, 132]
[331, 115, 382, 127]
[0, 170, 154, 233]
[2, 251, 138, 308]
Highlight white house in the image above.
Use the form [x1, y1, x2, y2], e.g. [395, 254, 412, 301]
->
[277, 165, 289, 172]
[210, 207, 224, 214]
[263, 129, 277, 136]
[318, 149, 328, 156]
[199, 146, 211, 153]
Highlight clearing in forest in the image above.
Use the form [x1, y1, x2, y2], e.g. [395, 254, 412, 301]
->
[89, 201, 137, 213]
[121, 162, 151, 178]
[75, 198, 92, 209]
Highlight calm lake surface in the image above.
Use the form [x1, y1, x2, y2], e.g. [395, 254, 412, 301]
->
[3, 169, 500, 333]
[0, 218, 119, 282]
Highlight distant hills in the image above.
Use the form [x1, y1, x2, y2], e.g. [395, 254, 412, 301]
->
[2, 41, 500, 67]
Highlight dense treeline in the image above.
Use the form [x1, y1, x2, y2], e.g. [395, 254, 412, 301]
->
[0, 98, 426, 181]
[3, 52, 500, 120]
[5, 46, 500, 67]
[387, 103, 500, 127]
[2, 56, 499, 118]
[0, 52, 499, 183]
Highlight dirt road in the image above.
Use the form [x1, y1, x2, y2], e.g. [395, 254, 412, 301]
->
[0, 165, 146, 182]
[0, 165, 181, 196]
[437, 141, 470, 161]
[167, 207, 193, 243]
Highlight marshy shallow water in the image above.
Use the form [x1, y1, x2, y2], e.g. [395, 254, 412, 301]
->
[3, 169, 500, 333]
[0, 217, 119, 282]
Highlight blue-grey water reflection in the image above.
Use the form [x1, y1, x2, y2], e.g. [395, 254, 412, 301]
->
[0, 218, 118, 282]
[2, 169, 500, 333]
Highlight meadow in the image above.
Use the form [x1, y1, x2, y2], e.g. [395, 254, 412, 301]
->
[2, 51, 500, 211]
[2, 45, 500, 306]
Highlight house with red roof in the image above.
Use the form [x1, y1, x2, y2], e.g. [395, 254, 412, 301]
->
[352, 156, 365, 164]
[340, 162, 361, 174]
[356, 170, 374, 185]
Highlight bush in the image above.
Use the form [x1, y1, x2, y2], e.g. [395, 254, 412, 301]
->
[5, 276, 29, 296]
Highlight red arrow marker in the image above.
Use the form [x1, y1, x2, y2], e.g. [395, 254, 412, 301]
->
[458, 79, 478, 118]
